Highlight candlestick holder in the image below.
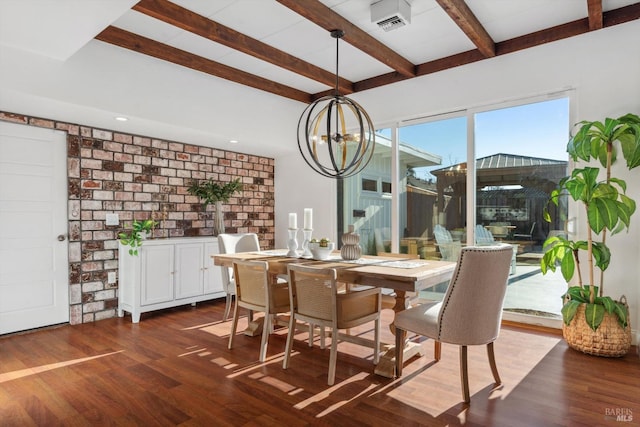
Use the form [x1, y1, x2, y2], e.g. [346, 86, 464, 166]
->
[301, 228, 313, 257]
[286, 228, 299, 257]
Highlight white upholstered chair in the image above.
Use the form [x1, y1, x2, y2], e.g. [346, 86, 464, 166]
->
[228, 259, 289, 362]
[283, 264, 381, 386]
[217, 233, 261, 320]
[394, 245, 513, 403]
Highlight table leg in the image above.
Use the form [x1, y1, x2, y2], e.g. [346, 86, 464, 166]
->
[374, 290, 424, 378]
[244, 317, 264, 337]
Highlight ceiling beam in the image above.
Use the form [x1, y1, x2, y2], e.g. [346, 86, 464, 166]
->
[435, 0, 496, 57]
[95, 26, 312, 104]
[276, 0, 416, 78]
[587, 0, 603, 30]
[353, 3, 640, 94]
[96, 3, 640, 103]
[133, 0, 353, 94]
[603, 1, 640, 26]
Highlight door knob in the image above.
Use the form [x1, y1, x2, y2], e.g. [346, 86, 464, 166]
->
[57, 234, 66, 241]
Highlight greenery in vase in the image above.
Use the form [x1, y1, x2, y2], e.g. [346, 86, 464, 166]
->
[118, 219, 157, 256]
[541, 113, 640, 331]
[187, 178, 243, 208]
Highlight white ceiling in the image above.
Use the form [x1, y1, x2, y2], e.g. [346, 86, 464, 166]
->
[0, 0, 638, 158]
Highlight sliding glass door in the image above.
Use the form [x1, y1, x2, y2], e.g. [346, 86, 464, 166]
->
[397, 115, 468, 260]
[474, 97, 569, 319]
[339, 93, 571, 322]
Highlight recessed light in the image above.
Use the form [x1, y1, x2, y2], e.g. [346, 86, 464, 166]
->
[229, 139, 239, 144]
[115, 116, 128, 122]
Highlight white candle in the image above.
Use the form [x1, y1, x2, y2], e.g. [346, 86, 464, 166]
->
[289, 212, 297, 229]
[304, 208, 312, 230]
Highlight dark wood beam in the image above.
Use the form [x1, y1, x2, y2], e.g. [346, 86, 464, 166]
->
[276, 0, 416, 78]
[133, 0, 352, 94]
[587, 0, 603, 30]
[604, 2, 640, 26]
[349, 3, 640, 96]
[95, 26, 312, 104]
[435, 0, 496, 57]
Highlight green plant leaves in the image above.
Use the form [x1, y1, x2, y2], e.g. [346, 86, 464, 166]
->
[584, 303, 605, 331]
[187, 178, 243, 206]
[567, 113, 640, 170]
[119, 219, 156, 256]
[549, 113, 639, 333]
[561, 300, 580, 325]
[612, 301, 629, 329]
[561, 287, 628, 330]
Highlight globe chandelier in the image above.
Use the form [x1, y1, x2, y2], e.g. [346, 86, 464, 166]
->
[297, 29, 375, 179]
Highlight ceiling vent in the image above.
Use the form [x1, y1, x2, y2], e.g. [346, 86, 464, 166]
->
[371, 0, 411, 32]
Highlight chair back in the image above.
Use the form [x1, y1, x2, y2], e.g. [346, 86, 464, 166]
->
[287, 264, 337, 323]
[475, 224, 495, 245]
[434, 225, 461, 261]
[232, 259, 268, 307]
[374, 227, 390, 253]
[433, 224, 452, 244]
[437, 245, 513, 346]
[218, 233, 260, 291]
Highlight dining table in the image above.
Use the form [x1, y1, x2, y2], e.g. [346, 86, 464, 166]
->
[212, 250, 456, 377]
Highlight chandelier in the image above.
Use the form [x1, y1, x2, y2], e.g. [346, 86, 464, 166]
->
[297, 30, 375, 179]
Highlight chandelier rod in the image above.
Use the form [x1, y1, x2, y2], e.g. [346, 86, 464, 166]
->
[331, 29, 344, 96]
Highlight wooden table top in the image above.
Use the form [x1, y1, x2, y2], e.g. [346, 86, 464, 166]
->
[212, 251, 456, 293]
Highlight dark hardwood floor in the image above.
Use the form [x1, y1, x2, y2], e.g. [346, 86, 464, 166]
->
[1, 299, 638, 426]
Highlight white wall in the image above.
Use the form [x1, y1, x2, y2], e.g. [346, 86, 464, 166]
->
[276, 20, 640, 344]
[274, 152, 338, 249]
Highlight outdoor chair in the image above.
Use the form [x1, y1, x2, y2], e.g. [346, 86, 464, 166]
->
[228, 259, 290, 362]
[394, 245, 513, 403]
[433, 224, 461, 262]
[283, 264, 381, 386]
[475, 225, 517, 275]
[217, 233, 261, 320]
[513, 222, 536, 240]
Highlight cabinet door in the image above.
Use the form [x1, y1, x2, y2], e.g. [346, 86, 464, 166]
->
[175, 243, 204, 299]
[203, 241, 224, 295]
[141, 244, 174, 305]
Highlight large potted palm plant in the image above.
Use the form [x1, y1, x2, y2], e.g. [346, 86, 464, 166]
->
[541, 113, 640, 357]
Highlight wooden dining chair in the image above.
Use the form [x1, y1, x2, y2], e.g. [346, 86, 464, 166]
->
[217, 233, 261, 320]
[283, 264, 381, 386]
[394, 245, 513, 403]
[228, 259, 290, 362]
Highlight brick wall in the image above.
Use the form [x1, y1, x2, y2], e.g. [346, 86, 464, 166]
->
[0, 111, 276, 324]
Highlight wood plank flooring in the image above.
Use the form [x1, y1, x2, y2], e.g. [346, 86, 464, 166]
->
[1, 299, 639, 426]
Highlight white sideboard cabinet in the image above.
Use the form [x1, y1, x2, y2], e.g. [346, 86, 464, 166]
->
[118, 237, 224, 322]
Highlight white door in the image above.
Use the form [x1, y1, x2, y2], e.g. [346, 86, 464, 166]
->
[0, 122, 69, 334]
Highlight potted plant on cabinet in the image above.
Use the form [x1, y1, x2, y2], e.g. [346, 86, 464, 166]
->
[118, 219, 157, 256]
[187, 178, 243, 235]
[541, 113, 639, 356]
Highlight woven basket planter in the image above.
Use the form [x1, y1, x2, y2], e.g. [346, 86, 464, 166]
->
[562, 301, 631, 357]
